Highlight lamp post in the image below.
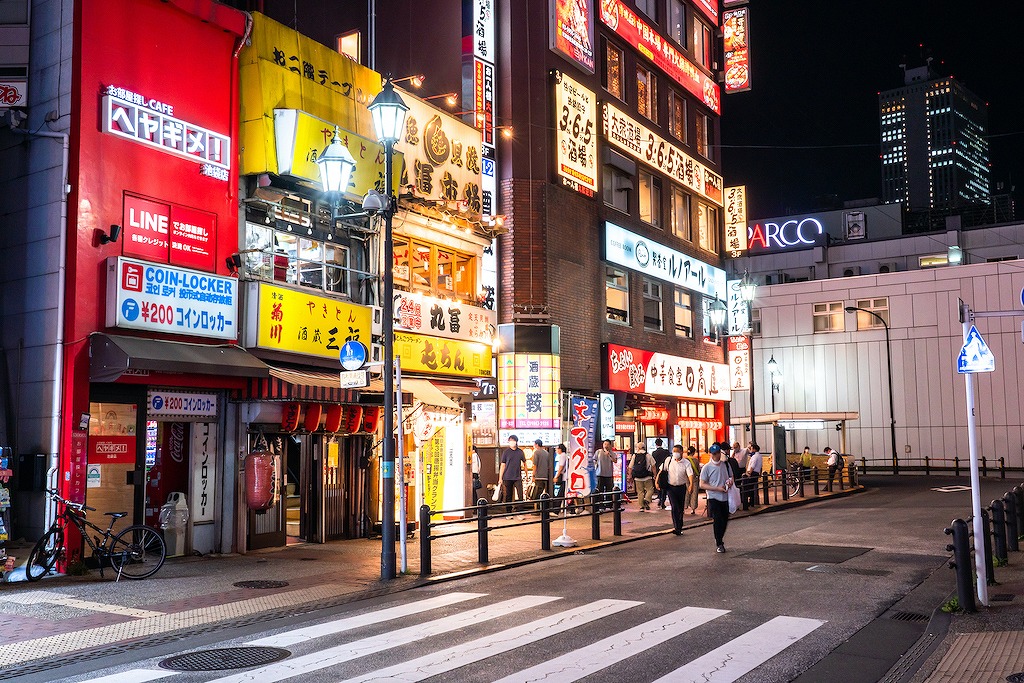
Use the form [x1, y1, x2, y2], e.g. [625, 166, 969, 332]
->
[708, 299, 728, 441]
[845, 306, 898, 475]
[766, 354, 781, 412]
[739, 275, 757, 441]
[369, 78, 408, 580]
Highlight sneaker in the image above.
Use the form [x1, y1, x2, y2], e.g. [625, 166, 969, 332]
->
[716, 544, 726, 553]
[515, 515, 525, 520]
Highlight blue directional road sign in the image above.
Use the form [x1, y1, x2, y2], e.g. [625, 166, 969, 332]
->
[957, 325, 995, 374]
[339, 340, 368, 371]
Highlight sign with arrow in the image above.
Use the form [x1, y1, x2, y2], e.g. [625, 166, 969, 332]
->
[957, 325, 995, 374]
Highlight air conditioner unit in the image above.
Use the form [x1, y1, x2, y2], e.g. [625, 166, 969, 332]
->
[878, 262, 898, 274]
[369, 343, 384, 374]
[371, 306, 383, 337]
[842, 266, 862, 277]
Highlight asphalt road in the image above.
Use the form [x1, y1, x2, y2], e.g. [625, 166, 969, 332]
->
[38, 475, 1014, 683]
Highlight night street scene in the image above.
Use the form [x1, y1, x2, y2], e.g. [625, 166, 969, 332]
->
[2, 1, 1024, 681]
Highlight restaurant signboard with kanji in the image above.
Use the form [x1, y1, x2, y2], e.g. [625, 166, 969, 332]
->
[393, 290, 496, 344]
[605, 343, 730, 401]
[395, 331, 492, 377]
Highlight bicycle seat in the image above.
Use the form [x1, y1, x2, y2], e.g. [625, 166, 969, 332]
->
[104, 511, 128, 519]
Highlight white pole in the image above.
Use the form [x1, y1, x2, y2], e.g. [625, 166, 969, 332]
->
[396, 358, 407, 574]
[962, 306, 988, 606]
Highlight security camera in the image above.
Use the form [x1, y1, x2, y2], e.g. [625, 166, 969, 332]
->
[361, 190, 388, 215]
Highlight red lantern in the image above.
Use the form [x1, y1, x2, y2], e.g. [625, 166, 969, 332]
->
[361, 405, 381, 433]
[244, 450, 280, 512]
[325, 404, 344, 433]
[343, 405, 363, 434]
[304, 403, 323, 431]
[281, 402, 301, 431]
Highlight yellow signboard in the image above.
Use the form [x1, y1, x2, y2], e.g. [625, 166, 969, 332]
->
[394, 331, 492, 378]
[422, 429, 446, 519]
[240, 13, 382, 176]
[251, 282, 372, 360]
[724, 186, 749, 257]
[273, 109, 402, 197]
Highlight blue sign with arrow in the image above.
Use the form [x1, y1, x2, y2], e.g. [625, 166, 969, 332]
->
[957, 325, 995, 374]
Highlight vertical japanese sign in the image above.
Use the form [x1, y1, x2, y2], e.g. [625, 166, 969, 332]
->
[723, 7, 752, 93]
[549, 0, 595, 73]
[554, 70, 597, 197]
[728, 336, 750, 391]
[190, 422, 217, 522]
[568, 396, 597, 497]
[464, 0, 496, 214]
[724, 186, 748, 257]
[599, 393, 615, 442]
[423, 429, 446, 519]
[497, 353, 561, 429]
[727, 279, 750, 336]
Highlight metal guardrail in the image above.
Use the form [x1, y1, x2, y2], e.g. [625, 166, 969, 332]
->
[860, 455, 1010, 478]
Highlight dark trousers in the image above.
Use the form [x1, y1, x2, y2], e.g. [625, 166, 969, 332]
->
[827, 465, 838, 491]
[501, 479, 524, 513]
[707, 497, 730, 546]
[533, 479, 549, 499]
[667, 484, 687, 532]
[597, 475, 614, 509]
[656, 472, 669, 507]
[742, 472, 760, 509]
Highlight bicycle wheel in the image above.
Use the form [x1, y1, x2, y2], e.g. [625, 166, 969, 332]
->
[109, 525, 166, 579]
[787, 473, 801, 497]
[26, 526, 64, 581]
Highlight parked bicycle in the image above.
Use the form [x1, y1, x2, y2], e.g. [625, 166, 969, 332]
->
[26, 489, 166, 581]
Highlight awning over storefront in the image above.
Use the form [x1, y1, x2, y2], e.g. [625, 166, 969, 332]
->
[402, 378, 460, 410]
[90, 333, 270, 383]
[237, 363, 361, 403]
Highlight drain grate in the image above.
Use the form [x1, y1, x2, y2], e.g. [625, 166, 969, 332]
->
[991, 593, 1016, 602]
[233, 580, 290, 589]
[159, 646, 291, 671]
[890, 611, 929, 623]
[806, 564, 891, 577]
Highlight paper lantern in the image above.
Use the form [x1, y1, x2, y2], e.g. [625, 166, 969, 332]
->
[343, 406, 363, 434]
[304, 403, 323, 431]
[281, 402, 301, 431]
[325, 404, 344, 433]
[361, 406, 381, 433]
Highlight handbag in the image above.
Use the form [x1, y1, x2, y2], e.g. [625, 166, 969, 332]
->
[727, 476, 741, 514]
[491, 484, 502, 502]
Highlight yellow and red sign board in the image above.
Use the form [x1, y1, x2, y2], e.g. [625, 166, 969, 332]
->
[246, 282, 372, 361]
[394, 331, 492, 378]
[240, 13, 382, 177]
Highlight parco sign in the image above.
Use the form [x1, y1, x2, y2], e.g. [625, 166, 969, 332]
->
[748, 217, 825, 251]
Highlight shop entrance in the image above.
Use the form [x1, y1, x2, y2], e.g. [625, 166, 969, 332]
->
[86, 400, 143, 538]
[247, 432, 321, 549]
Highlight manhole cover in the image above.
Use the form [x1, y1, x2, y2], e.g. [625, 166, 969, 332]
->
[1006, 673, 1024, 683]
[159, 647, 291, 671]
[992, 593, 1016, 602]
[744, 543, 872, 564]
[233, 580, 290, 589]
[890, 611, 929, 623]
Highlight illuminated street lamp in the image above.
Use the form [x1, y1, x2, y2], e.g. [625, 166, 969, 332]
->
[369, 78, 408, 581]
[315, 126, 357, 197]
[846, 305, 898, 475]
[766, 354, 781, 412]
[739, 273, 757, 440]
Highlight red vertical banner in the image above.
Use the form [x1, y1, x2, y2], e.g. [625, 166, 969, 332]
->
[69, 431, 89, 504]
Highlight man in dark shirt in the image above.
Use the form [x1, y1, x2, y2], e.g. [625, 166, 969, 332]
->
[531, 439, 553, 500]
[498, 435, 526, 515]
[651, 438, 671, 509]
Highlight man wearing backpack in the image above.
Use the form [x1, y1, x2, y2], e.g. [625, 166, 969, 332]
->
[825, 447, 843, 491]
[628, 444, 657, 511]
[651, 439, 671, 509]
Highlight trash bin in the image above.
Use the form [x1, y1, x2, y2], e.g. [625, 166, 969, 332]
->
[159, 492, 189, 557]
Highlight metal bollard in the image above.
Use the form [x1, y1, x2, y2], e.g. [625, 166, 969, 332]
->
[1000, 457, 1006, 479]
[982, 456, 988, 477]
[798, 469, 805, 497]
[980, 508, 996, 584]
[944, 519, 977, 613]
[954, 456, 960, 477]
[612, 489, 622, 536]
[839, 462, 845, 491]
[477, 498, 489, 564]
[1003, 492, 1019, 552]
[540, 493, 551, 551]
[813, 466, 820, 495]
[419, 505, 431, 577]
[861, 456, 867, 475]
[991, 500, 1008, 564]
[781, 469, 789, 501]
[925, 456, 930, 476]
[1014, 486, 1024, 538]
[590, 494, 601, 540]
[762, 472, 770, 505]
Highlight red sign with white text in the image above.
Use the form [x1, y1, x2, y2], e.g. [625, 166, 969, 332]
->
[693, 0, 719, 25]
[88, 435, 137, 465]
[170, 204, 216, 271]
[599, 0, 720, 114]
[123, 194, 217, 271]
[123, 194, 170, 262]
[606, 343, 731, 401]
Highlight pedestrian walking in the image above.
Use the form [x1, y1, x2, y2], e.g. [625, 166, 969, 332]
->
[825, 446, 841, 491]
[531, 439, 553, 500]
[594, 439, 619, 510]
[498, 435, 526, 515]
[651, 438, 670, 509]
[664, 445, 695, 534]
[470, 445, 483, 503]
[742, 443, 763, 510]
[684, 446, 702, 514]
[699, 444, 734, 552]
[627, 444, 657, 511]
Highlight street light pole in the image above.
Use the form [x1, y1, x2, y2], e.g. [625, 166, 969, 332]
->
[739, 276, 757, 443]
[846, 306, 898, 475]
[766, 354, 780, 413]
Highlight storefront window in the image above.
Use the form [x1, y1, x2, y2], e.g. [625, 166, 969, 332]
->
[244, 222, 351, 297]
[394, 236, 476, 300]
[394, 237, 411, 286]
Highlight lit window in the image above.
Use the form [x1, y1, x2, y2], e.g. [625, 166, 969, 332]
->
[812, 302, 845, 333]
[639, 170, 662, 227]
[602, 38, 623, 100]
[670, 186, 691, 240]
[244, 223, 351, 297]
[637, 65, 657, 122]
[695, 113, 713, 160]
[668, 91, 686, 141]
[674, 289, 693, 337]
[606, 267, 630, 324]
[853, 298, 889, 330]
[635, 0, 657, 20]
[668, 0, 686, 46]
[336, 30, 361, 62]
[693, 18, 713, 69]
[696, 201, 718, 253]
[643, 278, 663, 331]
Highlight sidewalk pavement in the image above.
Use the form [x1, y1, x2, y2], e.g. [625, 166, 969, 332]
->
[910, 550, 1024, 683]
[0, 482, 862, 678]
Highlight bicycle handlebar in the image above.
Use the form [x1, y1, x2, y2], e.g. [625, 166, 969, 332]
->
[44, 488, 95, 512]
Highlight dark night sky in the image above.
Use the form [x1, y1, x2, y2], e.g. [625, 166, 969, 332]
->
[719, 1, 1024, 219]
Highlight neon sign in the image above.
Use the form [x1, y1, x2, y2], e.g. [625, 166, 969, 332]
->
[747, 217, 824, 251]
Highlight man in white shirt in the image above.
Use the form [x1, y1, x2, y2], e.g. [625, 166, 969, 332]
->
[664, 445, 694, 534]
[594, 439, 619, 511]
[743, 443, 763, 510]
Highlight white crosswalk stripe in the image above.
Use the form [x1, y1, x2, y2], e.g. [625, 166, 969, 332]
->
[489, 605, 730, 683]
[204, 594, 561, 683]
[69, 595, 825, 683]
[653, 615, 826, 683]
[336, 598, 643, 683]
